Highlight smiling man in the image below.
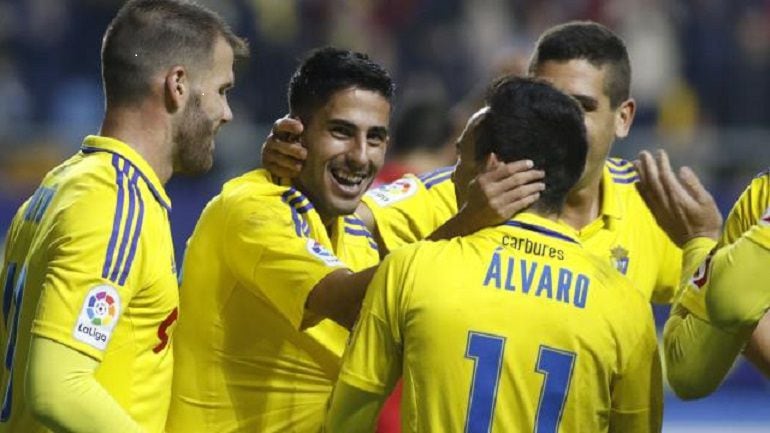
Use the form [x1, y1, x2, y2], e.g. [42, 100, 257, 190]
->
[166, 47, 394, 433]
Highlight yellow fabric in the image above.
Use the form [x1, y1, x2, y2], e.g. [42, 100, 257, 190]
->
[167, 169, 380, 433]
[0, 136, 178, 433]
[25, 337, 145, 433]
[336, 212, 662, 432]
[665, 172, 770, 397]
[364, 160, 682, 304]
[362, 166, 457, 251]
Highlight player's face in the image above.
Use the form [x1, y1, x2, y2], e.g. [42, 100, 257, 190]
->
[174, 36, 235, 175]
[532, 59, 633, 188]
[295, 87, 390, 222]
[452, 107, 488, 207]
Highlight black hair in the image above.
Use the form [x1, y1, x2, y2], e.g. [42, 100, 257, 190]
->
[529, 21, 631, 108]
[476, 76, 587, 213]
[288, 47, 395, 121]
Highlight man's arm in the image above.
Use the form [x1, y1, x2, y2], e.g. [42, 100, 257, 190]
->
[635, 149, 770, 393]
[305, 267, 377, 330]
[26, 337, 144, 433]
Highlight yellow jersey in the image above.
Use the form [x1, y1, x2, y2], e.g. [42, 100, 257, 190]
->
[337, 212, 662, 432]
[167, 169, 380, 433]
[0, 136, 178, 433]
[680, 170, 770, 324]
[363, 159, 682, 303]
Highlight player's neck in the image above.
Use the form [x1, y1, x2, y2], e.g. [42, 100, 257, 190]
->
[561, 170, 603, 231]
[100, 106, 174, 184]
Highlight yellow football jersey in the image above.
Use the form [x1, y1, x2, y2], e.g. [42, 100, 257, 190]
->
[338, 212, 662, 432]
[167, 169, 381, 433]
[0, 136, 178, 433]
[364, 159, 681, 303]
[679, 170, 770, 322]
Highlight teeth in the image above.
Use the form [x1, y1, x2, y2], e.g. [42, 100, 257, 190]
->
[332, 169, 366, 186]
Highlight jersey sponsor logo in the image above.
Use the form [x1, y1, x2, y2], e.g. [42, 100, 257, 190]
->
[366, 177, 418, 207]
[73, 285, 121, 351]
[610, 245, 630, 275]
[306, 239, 344, 267]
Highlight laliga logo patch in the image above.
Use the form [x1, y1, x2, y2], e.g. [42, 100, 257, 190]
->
[366, 177, 418, 207]
[306, 239, 344, 267]
[73, 285, 121, 351]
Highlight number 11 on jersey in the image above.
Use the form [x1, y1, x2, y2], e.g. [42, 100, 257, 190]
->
[464, 331, 576, 433]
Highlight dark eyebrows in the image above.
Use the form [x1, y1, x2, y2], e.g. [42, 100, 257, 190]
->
[327, 119, 389, 136]
[368, 126, 389, 138]
[571, 94, 598, 111]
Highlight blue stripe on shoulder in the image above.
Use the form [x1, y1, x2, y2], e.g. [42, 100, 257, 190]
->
[109, 165, 138, 283]
[418, 166, 454, 184]
[424, 173, 453, 189]
[118, 173, 146, 286]
[102, 155, 126, 281]
[607, 165, 637, 175]
[344, 216, 366, 227]
[2, 263, 17, 326]
[612, 175, 640, 184]
[607, 158, 631, 168]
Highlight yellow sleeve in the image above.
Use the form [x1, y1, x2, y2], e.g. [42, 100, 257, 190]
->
[662, 303, 750, 399]
[610, 296, 663, 433]
[26, 336, 145, 433]
[362, 170, 456, 251]
[31, 176, 146, 360]
[336, 245, 419, 394]
[706, 228, 770, 329]
[222, 193, 348, 330]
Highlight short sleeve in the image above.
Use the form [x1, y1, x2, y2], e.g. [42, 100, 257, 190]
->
[337, 245, 419, 394]
[33, 174, 146, 360]
[363, 170, 456, 251]
[222, 194, 348, 330]
[650, 225, 683, 304]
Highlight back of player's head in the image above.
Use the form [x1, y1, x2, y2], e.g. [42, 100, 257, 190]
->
[288, 47, 395, 122]
[476, 76, 587, 213]
[102, 0, 248, 106]
[528, 21, 630, 108]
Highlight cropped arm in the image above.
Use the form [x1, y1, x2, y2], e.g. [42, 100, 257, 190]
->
[26, 336, 144, 433]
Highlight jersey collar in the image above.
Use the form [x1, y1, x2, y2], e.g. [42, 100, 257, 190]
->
[600, 163, 625, 222]
[80, 135, 172, 211]
[501, 212, 580, 245]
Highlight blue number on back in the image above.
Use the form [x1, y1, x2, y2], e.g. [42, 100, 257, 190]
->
[534, 346, 576, 433]
[1, 263, 27, 422]
[464, 332, 505, 433]
[464, 331, 576, 433]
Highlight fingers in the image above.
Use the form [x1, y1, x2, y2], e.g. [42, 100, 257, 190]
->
[679, 166, 712, 205]
[636, 150, 668, 209]
[262, 146, 303, 178]
[270, 117, 307, 160]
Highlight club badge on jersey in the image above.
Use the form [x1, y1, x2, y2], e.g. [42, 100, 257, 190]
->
[73, 284, 121, 350]
[366, 177, 419, 207]
[306, 239, 344, 267]
[610, 245, 630, 275]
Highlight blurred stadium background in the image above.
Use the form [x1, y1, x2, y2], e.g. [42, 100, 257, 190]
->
[0, 0, 767, 430]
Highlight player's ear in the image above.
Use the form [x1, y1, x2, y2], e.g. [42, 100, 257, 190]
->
[614, 97, 636, 139]
[164, 66, 188, 113]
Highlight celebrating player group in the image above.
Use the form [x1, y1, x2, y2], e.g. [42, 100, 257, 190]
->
[1, 1, 768, 432]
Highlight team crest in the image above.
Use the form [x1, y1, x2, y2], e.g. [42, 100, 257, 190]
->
[306, 239, 344, 267]
[610, 245, 630, 275]
[73, 284, 121, 351]
[366, 177, 418, 207]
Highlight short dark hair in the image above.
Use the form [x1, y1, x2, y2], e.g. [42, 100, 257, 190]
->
[102, 0, 249, 106]
[528, 21, 630, 108]
[288, 47, 395, 121]
[476, 76, 587, 213]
